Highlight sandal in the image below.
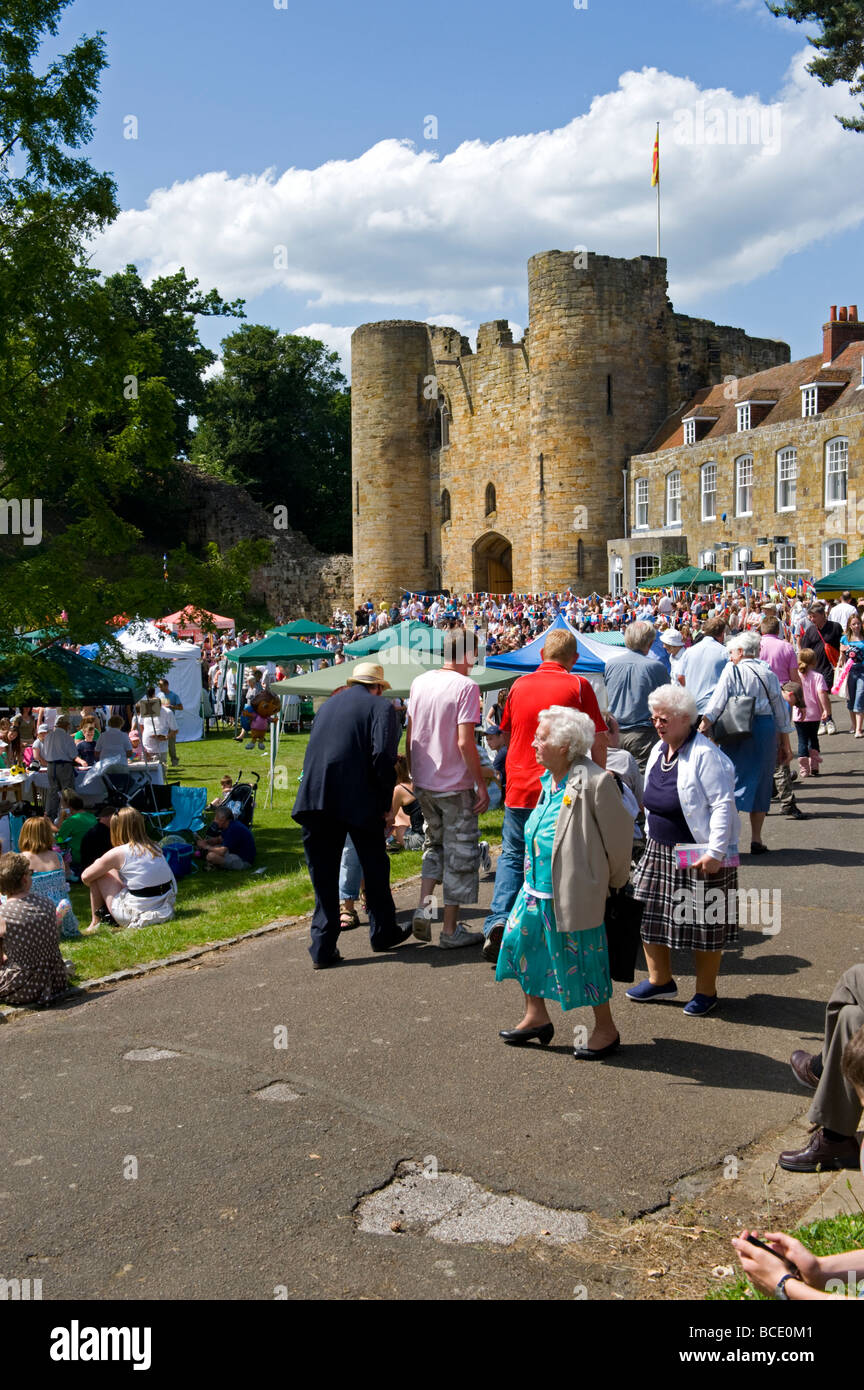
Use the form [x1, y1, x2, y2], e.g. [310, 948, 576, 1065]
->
[339, 904, 360, 931]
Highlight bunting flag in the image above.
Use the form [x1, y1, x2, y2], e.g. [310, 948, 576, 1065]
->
[651, 125, 660, 186]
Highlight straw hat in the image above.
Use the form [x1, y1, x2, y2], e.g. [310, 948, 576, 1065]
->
[346, 661, 391, 690]
[659, 629, 684, 648]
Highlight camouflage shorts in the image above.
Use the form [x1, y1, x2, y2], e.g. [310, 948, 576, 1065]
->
[415, 788, 479, 907]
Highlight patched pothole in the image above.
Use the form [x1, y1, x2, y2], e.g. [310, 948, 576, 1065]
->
[356, 1162, 589, 1246]
[254, 1082, 302, 1102]
[123, 1047, 182, 1062]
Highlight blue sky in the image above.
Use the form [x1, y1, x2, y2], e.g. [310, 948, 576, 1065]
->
[52, 0, 864, 365]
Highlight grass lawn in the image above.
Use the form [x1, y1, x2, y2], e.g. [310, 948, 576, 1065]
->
[62, 725, 504, 981]
[708, 1211, 864, 1299]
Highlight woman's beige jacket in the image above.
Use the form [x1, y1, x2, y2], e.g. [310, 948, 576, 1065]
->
[548, 756, 634, 931]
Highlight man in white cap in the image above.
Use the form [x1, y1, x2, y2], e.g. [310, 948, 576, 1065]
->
[292, 662, 412, 968]
[659, 627, 686, 682]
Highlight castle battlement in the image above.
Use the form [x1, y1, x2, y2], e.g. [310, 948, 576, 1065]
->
[350, 252, 790, 602]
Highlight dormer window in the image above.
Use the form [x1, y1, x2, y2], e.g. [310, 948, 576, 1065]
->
[683, 418, 696, 446]
[737, 403, 751, 431]
[801, 386, 818, 417]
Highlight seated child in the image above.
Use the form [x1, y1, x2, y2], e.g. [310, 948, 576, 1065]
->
[55, 791, 98, 877]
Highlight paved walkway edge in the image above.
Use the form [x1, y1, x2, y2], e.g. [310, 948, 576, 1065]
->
[0, 872, 425, 1023]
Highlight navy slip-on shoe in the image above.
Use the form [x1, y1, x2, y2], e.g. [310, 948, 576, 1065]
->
[683, 993, 718, 1016]
[625, 978, 678, 1002]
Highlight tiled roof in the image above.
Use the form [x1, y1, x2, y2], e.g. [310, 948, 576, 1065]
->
[642, 341, 864, 454]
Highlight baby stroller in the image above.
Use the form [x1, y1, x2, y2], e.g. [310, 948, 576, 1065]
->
[212, 769, 259, 831]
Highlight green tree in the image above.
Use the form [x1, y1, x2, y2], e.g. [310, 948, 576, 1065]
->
[103, 265, 245, 454]
[767, 1, 864, 131]
[191, 325, 352, 552]
[0, 2, 265, 700]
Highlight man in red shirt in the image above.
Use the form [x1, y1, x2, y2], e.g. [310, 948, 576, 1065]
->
[481, 629, 608, 962]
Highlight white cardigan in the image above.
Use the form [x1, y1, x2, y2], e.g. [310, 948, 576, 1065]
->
[644, 731, 738, 859]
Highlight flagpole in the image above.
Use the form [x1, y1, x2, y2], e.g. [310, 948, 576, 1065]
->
[655, 121, 661, 258]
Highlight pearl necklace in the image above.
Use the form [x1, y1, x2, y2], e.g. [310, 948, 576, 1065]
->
[661, 746, 680, 771]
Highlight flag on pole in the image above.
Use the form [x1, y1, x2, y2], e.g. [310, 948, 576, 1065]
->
[651, 125, 660, 186]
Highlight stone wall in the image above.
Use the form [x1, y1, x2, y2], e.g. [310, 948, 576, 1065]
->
[182, 466, 353, 621]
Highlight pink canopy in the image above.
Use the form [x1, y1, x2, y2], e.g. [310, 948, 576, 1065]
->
[158, 607, 235, 640]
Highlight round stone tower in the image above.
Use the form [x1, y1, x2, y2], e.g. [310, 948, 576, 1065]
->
[351, 321, 434, 607]
[527, 251, 670, 593]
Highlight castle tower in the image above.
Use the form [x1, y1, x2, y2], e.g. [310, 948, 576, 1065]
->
[527, 251, 671, 593]
[351, 321, 434, 606]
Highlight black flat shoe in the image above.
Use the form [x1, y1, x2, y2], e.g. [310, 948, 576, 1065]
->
[312, 951, 344, 970]
[371, 923, 414, 952]
[499, 1022, 554, 1047]
[573, 1033, 621, 1060]
[750, 842, 770, 855]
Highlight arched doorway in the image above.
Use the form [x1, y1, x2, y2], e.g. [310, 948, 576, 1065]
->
[473, 531, 513, 594]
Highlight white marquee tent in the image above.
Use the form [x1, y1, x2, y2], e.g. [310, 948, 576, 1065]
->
[115, 621, 203, 742]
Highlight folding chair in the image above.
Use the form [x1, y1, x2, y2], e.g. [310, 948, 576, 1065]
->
[128, 779, 179, 838]
[164, 785, 208, 836]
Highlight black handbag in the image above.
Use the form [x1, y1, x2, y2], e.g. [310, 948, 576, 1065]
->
[604, 884, 643, 983]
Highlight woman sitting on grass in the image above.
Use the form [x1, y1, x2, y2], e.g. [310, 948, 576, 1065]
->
[18, 815, 80, 940]
[0, 852, 70, 1007]
[81, 807, 177, 934]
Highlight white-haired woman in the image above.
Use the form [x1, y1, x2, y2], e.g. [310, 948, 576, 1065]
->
[698, 630, 793, 854]
[627, 684, 740, 1016]
[495, 705, 633, 1058]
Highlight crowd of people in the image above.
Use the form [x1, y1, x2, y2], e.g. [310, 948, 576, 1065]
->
[291, 583, 864, 1298]
[4, 579, 864, 1298]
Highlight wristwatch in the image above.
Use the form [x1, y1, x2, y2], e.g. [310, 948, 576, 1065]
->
[775, 1271, 798, 1300]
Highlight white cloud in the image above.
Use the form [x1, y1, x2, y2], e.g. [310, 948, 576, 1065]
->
[201, 357, 224, 381]
[92, 50, 864, 321]
[291, 322, 355, 373]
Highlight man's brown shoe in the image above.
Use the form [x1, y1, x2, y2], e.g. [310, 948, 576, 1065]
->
[790, 1050, 821, 1091]
[778, 1127, 860, 1172]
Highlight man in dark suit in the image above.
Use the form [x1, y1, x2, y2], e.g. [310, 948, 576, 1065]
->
[292, 662, 412, 968]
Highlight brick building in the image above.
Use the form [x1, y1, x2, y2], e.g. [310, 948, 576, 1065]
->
[611, 306, 864, 594]
[350, 251, 788, 605]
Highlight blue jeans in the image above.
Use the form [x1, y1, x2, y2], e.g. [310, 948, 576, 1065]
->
[339, 835, 362, 899]
[482, 805, 531, 937]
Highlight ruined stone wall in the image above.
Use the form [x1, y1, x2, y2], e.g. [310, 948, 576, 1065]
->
[182, 466, 353, 621]
[669, 314, 790, 414]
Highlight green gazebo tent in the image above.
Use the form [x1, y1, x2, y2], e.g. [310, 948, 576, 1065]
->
[271, 649, 515, 701]
[344, 620, 444, 658]
[814, 557, 864, 599]
[267, 619, 339, 637]
[0, 643, 144, 705]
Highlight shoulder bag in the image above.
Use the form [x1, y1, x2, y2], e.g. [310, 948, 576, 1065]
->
[713, 661, 773, 745]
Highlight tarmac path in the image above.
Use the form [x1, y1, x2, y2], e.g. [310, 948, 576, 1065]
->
[2, 719, 862, 1300]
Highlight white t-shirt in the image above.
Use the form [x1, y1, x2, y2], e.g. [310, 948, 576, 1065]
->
[407, 668, 482, 794]
[96, 728, 134, 762]
[137, 707, 171, 754]
[830, 602, 856, 629]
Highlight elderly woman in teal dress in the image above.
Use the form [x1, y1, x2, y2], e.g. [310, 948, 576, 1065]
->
[496, 705, 634, 1058]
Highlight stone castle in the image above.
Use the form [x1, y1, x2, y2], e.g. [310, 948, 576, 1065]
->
[350, 251, 790, 602]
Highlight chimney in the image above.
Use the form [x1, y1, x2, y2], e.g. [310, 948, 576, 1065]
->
[823, 305, 864, 363]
